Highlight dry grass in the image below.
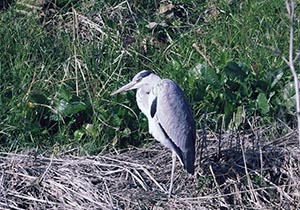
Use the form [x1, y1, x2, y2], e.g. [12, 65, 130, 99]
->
[1, 128, 300, 210]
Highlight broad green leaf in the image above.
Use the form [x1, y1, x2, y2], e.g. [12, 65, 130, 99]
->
[233, 106, 245, 129]
[204, 67, 219, 85]
[271, 71, 284, 88]
[254, 80, 269, 92]
[85, 123, 96, 136]
[220, 51, 229, 66]
[224, 102, 234, 127]
[62, 101, 87, 116]
[282, 81, 296, 111]
[74, 129, 85, 141]
[257, 93, 269, 114]
[29, 92, 49, 104]
[191, 63, 219, 85]
[191, 63, 207, 76]
[122, 128, 132, 137]
[224, 61, 248, 80]
[58, 87, 72, 101]
[51, 100, 87, 121]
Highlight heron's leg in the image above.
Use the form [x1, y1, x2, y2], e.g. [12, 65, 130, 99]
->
[168, 152, 176, 197]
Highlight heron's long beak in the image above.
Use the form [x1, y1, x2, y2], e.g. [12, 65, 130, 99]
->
[110, 81, 137, 96]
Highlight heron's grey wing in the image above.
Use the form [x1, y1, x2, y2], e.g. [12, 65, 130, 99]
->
[155, 79, 196, 174]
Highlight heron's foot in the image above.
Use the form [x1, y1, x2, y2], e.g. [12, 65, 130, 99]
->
[161, 187, 173, 198]
[168, 189, 172, 198]
[161, 189, 173, 198]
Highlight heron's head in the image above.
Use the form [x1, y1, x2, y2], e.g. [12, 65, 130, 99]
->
[111, 70, 161, 95]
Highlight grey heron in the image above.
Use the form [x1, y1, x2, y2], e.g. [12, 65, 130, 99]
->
[111, 70, 196, 196]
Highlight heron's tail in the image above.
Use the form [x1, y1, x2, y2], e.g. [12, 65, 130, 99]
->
[182, 150, 195, 175]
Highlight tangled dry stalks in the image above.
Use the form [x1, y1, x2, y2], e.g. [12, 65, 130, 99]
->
[1, 128, 300, 209]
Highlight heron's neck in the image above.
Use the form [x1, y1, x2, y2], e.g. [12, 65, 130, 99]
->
[150, 74, 162, 86]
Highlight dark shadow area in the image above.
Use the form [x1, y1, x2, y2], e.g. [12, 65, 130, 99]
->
[0, 0, 14, 10]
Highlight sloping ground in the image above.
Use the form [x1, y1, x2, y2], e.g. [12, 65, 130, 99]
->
[1, 130, 300, 209]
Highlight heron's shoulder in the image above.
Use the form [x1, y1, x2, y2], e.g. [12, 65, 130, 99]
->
[160, 78, 176, 84]
[158, 79, 181, 91]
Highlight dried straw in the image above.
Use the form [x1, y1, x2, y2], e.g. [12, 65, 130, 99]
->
[1, 129, 300, 209]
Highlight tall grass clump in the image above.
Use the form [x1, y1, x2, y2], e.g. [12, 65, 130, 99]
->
[0, 0, 299, 153]
[0, 1, 138, 153]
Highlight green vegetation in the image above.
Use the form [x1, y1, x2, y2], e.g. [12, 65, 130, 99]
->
[0, 0, 298, 153]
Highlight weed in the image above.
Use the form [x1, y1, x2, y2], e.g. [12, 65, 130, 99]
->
[0, 0, 298, 153]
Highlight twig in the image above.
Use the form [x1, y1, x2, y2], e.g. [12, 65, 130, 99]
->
[24, 70, 37, 101]
[37, 155, 53, 184]
[104, 180, 115, 209]
[240, 145, 260, 205]
[72, 7, 79, 96]
[31, 103, 65, 124]
[209, 165, 228, 208]
[192, 43, 213, 67]
[0, 201, 24, 210]
[253, 171, 294, 202]
[126, 168, 148, 191]
[180, 183, 300, 201]
[284, 0, 300, 147]
[142, 168, 166, 192]
[7, 192, 58, 205]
